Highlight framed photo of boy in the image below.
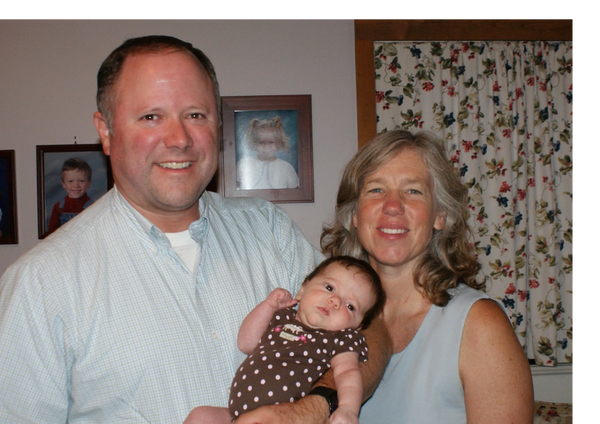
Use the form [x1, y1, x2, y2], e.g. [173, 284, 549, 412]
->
[0, 150, 18, 244]
[220, 95, 314, 203]
[36, 144, 113, 239]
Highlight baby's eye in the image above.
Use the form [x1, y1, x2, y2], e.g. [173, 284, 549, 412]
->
[324, 284, 333, 292]
[347, 304, 355, 312]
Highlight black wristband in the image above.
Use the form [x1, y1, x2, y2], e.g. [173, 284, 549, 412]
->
[308, 386, 338, 416]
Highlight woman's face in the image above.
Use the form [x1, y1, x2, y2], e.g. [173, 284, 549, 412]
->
[352, 149, 446, 274]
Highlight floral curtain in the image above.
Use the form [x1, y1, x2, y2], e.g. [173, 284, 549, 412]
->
[374, 41, 572, 366]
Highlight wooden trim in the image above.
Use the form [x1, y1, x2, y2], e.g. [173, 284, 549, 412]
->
[355, 20, 573, 148]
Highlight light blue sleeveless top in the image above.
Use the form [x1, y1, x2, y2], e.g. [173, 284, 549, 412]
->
[359, 284, 490, 423]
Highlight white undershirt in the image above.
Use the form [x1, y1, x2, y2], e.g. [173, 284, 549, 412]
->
[164, 230, 200, 273]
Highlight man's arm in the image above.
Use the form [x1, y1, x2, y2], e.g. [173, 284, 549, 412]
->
[234, 316, 392, 424]
[237, 288, 296, 354]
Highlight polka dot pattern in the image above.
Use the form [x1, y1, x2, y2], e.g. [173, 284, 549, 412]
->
[228, 308, 367, 418]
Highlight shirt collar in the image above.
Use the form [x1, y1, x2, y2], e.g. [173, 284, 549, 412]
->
[112, 185, 208, 248]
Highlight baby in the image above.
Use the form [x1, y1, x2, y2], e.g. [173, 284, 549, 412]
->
[236, 116, 299, 190]
[185, 256, 385, 424]
[47, 157, 93, 234]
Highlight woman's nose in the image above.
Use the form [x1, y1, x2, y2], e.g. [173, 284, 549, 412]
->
[383, 193, 405, 216]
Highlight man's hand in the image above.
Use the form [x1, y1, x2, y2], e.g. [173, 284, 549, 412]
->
[234, 394, 330, 424]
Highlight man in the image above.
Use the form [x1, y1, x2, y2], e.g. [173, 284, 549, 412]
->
[0, 36, 389, 423]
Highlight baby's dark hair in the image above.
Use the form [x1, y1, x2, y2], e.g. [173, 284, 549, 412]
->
[61, 158, 92, 182]
[302, 256, 386, 329]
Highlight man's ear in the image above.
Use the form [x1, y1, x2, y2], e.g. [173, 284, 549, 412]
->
[93, 112, 111, 156]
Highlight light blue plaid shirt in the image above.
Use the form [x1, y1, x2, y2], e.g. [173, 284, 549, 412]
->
[0, 188, 323, 423]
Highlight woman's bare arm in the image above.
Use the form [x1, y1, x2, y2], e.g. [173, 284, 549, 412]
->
[460, 299, 534, 423]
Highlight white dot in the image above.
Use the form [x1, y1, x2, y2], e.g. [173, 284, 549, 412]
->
[268, 391, 274, 397]
[308, 377, 313, 382]
[268, 364, 273, 369]
[282, 362, 287, 367]
[262, 356, 267, 361]
[275, 352, 281, 358]
[237, 392, 242, 397]
[248, 386, 252, 391]
[303, 351, 308, 356]
[261, 379, 266, 385]
[323, 338, 328, 343]
[289, 352, 294, 357]
[304, 368, 309, 373]
[283, 386, 288, 391]
[243, 404, 248, 410]
[254, 369, 260, 374]
[254, 396, 259, 402]
[275, 375, 281, 380]
[242, 375, 247, 380]
[290, 397, 294, 402]
[296, 382, 301, 387]
[290, 370, 295, 376]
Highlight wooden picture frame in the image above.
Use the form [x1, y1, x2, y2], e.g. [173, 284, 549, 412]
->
[36, 144, 113, 239]
[0, 150, 18, 244]
[220, 95, 314, 203]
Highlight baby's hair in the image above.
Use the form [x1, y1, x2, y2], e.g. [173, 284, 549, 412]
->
[61, 158, 92, 182]
[245, 116, 290, 151]
[302, 256, 386, 329]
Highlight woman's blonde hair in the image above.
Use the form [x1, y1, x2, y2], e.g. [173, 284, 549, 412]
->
[245, 116, 290, 151]
[321, 130, 483, 306]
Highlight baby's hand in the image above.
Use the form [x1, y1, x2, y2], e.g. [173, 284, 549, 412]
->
[266, 288, 297, 310]
[330, 406, 358, 424]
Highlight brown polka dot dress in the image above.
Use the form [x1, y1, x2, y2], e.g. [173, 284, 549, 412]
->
[228, 308, 368, 419]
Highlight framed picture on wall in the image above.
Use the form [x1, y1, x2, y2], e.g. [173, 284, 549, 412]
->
[36, 144, 113, 239]
[220, 95, 314, 203]
[0, 150, 18, 244]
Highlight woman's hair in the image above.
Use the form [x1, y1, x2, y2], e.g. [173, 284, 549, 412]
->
[245, 116, 290, 151]
[302, 256, 386, 329]
[96, 35, 220, 134]
[321, 130, 483, 306]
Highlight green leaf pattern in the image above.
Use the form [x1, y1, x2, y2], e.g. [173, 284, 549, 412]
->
[374, 41, 573, 367]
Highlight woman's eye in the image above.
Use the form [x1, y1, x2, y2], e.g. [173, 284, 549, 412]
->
[408, 189, 422, 195]
[347, 304, 355, 312]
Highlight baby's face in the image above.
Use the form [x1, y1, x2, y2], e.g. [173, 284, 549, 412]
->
[62, 169, 91, 199]
[254, 128, 279, 161]
[295, 262, 376, 332]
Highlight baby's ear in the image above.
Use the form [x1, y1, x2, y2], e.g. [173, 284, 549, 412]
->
[295, 285, 306, 301]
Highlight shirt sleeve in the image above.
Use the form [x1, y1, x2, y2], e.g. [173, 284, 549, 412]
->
[270, 204, 324, 295]
[330, 330, 369, 362]
[0, 257, 71, 422]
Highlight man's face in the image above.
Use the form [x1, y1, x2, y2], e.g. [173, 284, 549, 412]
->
[94, 50, 219, 228]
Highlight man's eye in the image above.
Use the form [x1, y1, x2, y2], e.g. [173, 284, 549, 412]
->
[325, 284, 333, 292]
[142, 115, 157, 121]
[190, 113, 204, 119]
[347, 304, 355, 312]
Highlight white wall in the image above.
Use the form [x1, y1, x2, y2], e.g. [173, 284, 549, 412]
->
[0, 20, 359, 274]
[0, 19, 571, 404]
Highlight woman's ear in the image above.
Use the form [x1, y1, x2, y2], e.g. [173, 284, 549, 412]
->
[434, 209, 447, 231]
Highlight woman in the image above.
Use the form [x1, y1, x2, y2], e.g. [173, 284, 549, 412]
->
[321, 130, 533, 423]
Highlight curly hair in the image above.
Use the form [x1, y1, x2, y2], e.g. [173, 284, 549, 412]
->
[321, 130, 483, 306]
[245, 116, 290, 152]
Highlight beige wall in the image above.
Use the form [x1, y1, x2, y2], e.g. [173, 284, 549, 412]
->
[0, 20, 358, 274]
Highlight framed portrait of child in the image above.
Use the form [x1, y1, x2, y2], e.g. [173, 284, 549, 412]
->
[36, 143, 113, 239]
[219, 95, 314, 204]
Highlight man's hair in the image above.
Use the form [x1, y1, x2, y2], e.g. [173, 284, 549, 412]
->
[61, 158, 92, 182]
[96, 35, 220, 133]
[302, 256, 386, 329]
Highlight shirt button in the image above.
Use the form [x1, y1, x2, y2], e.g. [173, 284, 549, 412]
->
[212, 332, 218, 339]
